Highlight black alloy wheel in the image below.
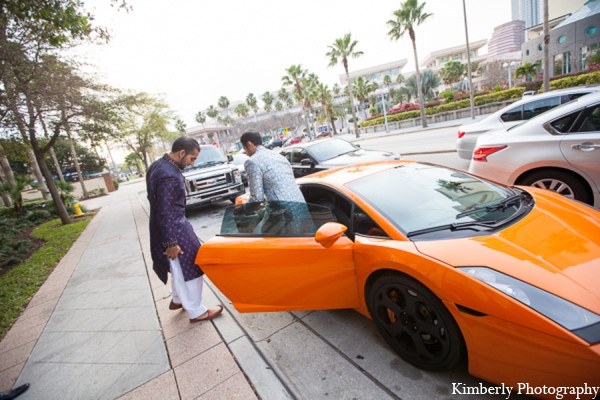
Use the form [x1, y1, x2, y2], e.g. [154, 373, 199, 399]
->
[367, 274, 464, 370]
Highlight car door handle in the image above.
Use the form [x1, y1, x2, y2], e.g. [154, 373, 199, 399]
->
[571, 143, 600, 151]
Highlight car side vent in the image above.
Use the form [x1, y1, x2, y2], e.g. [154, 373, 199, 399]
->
[456, 304, 487, 317]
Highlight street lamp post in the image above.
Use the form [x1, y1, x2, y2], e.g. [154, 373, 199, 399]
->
[503, 61, 516, 88]
[377, 88, 390, 133]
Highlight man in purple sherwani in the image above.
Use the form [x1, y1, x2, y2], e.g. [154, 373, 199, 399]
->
[146, 137, 223, 322]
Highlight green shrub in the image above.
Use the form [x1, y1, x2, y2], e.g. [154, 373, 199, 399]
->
[360, 88, 524, 127]
[26, 210, 52, 224]
[516, 80, 543, 92]
[441, 91, 456, 103]
[549, 70, 600, 90]
[113, 180, 119, 190]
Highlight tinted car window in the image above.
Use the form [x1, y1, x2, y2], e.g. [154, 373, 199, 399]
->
[220, 201, 333, 237]
[291, 148, 310, 164]
[280, 149, 292, 162]
[353, 206, 388, 238]
[578, 105, 600, 132]
[550, 111, 581, 133]
[563, 92, 590, 103]
[308, 139, 357, 162]
[523, 96, 561, 120]
[500, 105, 522, 122]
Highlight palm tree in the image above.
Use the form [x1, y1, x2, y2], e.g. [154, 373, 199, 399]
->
[262, 92, 274, 114]
[275, 100, 283, 113]
[326, 33, 364, 138]
[387, 0, 433, 128]
[282, 64, 313, 138]
[439, 61, 464, 85]
[383, 75, 392, 87]
[0, 175, 34, 217]
[315, 83, 334, 136]
[332, 83, 341, 96]
[352, 76, 378, 120]
[195, 111, 206, 128]
[515, 61, 541, 82]
[206, 105, 219, 123]
[403, 69, 440, 102]
[246, 93, 259, 122]
[217, 96, 230, 117]
[277, 88, 289, 108]
[396, 73, 405, 85]
[234, 103, 249, 118]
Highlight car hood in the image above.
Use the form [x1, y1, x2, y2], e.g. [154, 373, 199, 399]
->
[413, 188, 600, 313]
[320, 149, 399, 168]
[182, 163, 235, 178]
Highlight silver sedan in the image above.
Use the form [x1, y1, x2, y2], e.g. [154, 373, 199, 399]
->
[456, 85, 600, 159]
[469, 91, 600, 208]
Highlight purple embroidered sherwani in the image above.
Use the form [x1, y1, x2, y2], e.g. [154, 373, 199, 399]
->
[146, 154, 203, 284]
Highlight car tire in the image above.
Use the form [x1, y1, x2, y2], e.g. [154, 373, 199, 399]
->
[367, 274, 464, 371]
[518, 169, 592, 205]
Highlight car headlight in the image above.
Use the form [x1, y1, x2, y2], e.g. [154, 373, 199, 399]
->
[233, 170, 241, 183]
[458, 267, 600, 343]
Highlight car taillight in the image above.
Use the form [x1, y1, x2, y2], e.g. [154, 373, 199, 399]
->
[472, 145, 507, 162]
[458, 130, 465, 139]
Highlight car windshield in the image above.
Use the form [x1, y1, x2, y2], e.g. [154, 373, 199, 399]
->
[219, 201, 334, 237]
[187, 146, 227, 169]
[346, 163, 528, 238]
[308, 139, 358, 162]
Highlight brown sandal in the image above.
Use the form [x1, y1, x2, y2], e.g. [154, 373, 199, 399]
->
[189, 305, 223, 322]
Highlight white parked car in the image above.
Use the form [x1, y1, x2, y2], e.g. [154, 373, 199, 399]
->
[469, 91, 600, 208]
[456, 85, 600, 159]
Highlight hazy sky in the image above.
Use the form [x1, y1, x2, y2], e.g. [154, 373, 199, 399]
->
[78, 0, 512, 128]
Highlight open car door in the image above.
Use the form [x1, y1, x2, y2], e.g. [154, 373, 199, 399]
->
[196, 201, 360, 313]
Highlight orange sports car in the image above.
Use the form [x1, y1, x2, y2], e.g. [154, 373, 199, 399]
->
[196, 160, 600, 395]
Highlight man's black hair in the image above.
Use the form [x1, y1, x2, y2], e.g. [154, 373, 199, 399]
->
[240, 129, 262, 147]
[172, 136, 200, 154]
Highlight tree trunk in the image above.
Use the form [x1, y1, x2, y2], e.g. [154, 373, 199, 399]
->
[105, 141, 118, 177]
[49, 147, 65, 182]
[345, 68, 361, 138]
[66, 129, 88, 197]
[0, 171, 12, 206]
[39, 113, 65, 182]
[61, 106, 87, 198]
[1, 154, 16, 186]
[27, 149, 50, 200]
[411, 35, 428, 128]
[542, 0, 550, 92]
[34, 147, 71, 224]
[329, 113, 337, 135]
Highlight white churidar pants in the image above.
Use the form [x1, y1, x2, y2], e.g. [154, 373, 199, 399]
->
[169, 257, 208, 319]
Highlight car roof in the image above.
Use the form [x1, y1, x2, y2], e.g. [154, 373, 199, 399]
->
[297, 160, 417, 186]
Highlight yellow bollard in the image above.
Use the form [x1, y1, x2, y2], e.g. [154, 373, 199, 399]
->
[71, 199, 84, 216]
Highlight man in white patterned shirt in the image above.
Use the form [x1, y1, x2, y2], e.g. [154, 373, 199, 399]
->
[240, 129, 305, 203]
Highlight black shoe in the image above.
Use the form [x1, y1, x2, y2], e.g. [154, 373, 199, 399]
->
[0, 383, 30, 400]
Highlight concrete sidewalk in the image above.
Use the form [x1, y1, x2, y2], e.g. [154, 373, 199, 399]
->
[0, 181, 280, 399]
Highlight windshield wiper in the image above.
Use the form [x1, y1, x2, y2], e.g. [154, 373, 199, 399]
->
[456, 193, 530, 219]
[407, 220, 500, 238]
[193, 160, 225, 168]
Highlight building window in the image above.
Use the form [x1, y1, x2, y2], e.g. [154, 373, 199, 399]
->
[557, 35, 566, 44]
[581, 42, 600, 69]
[588, 26, 597, 35]
[538, 44, 543, 51]
[526, 49, 530, 56]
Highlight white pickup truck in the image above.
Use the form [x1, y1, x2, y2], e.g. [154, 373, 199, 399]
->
[182, 145, 245, 209]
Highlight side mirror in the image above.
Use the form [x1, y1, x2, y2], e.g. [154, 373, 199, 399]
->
[315, 222, 347, 249]
[354, 144, 361, 148]
[301, 158, 315, 168]
[227, 155, 234, 162]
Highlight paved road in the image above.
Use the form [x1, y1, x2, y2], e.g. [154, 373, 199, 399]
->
[183, 132, 531, 399]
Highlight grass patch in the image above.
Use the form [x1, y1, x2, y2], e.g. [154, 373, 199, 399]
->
[0, 214, 94, 339]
